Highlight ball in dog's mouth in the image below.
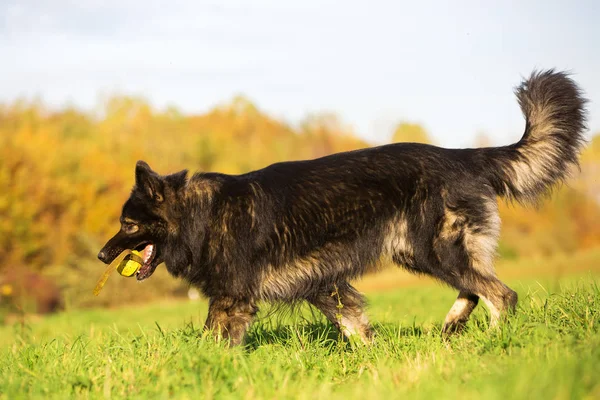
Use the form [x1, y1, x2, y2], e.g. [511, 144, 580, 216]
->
[136, 243, 158, 281]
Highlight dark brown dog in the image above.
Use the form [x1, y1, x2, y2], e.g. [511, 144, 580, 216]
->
[99, 70, 587, 345]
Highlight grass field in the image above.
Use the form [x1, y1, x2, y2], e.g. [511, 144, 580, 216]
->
[1, 253, 600, 399]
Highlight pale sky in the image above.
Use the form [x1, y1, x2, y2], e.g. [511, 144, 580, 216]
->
[1, 0, 599, 147]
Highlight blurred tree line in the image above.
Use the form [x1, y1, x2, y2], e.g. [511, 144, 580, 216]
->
[1, 96, 599, 311]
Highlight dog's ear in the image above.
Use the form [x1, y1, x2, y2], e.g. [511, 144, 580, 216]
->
[135, 160, 164, 203]
[165, 169, 188, 190]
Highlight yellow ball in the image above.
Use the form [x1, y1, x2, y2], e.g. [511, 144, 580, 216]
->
[117, 250, 143, 277]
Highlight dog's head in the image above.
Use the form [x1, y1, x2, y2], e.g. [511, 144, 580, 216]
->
[97, 160, 188, 281]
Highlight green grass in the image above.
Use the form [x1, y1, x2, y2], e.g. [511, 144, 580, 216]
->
[1, 277, 599, 399]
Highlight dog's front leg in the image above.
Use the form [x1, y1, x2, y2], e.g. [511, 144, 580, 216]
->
[203, 297, 258, 346]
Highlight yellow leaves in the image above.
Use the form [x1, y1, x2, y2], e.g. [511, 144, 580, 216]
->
[391, 122, 432, 144]
[1, 283, 13, 296]
[498, 183, 600, 258]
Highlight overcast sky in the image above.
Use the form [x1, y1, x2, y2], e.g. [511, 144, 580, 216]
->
[1, 0, 599, 147]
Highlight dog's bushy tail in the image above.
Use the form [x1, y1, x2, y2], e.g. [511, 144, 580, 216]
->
[485, 70, 588, 204]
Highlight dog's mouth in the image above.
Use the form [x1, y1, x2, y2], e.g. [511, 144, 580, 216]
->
[135, 243, 160, 281]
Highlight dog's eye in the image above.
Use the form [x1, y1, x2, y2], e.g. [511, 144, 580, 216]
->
[123, 223, 139, 234]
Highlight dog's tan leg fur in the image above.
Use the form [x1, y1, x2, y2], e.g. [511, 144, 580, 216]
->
[442, 291, 479, 333]
[476, 278, 518, 328]
[308, 283, 374, 344]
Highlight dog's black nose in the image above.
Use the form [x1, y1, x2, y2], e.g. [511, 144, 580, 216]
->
[98, 250, 108, 263]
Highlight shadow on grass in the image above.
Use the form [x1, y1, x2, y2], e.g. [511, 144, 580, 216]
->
[245, 322, 340, 350]
[243, 320, 431, 351]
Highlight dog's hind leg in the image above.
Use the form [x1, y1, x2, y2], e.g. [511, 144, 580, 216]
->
[435, 199, 517, 331]
[441, 273, 517, 332]
[442, 291, 479, 334]
[469, 275, 518, 328]
[308, 282, 374, 344]
[460, 227, 518, 328]
[204, 297, 258, 346]
[441, 195, 517, 329]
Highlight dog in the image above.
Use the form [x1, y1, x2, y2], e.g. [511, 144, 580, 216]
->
[98, 70, 587, 346]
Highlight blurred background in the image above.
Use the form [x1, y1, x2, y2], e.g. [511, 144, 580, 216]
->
[1, 0, 599, 318]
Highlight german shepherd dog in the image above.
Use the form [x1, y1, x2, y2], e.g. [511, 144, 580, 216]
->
[98, 70, 587, 346]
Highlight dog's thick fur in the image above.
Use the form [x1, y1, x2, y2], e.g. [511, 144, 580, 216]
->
[99, 70, 587, 345]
